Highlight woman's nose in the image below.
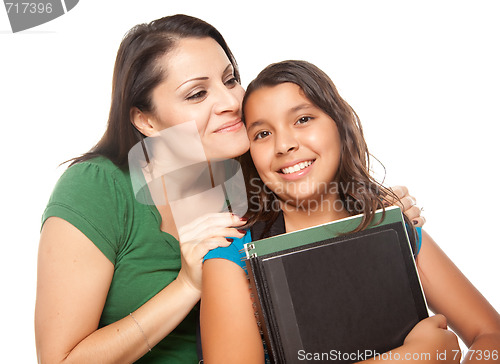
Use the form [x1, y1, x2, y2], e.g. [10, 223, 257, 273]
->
[214, 84, 242, 115]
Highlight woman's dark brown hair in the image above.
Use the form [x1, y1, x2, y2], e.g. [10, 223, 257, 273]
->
[241, 60, 415, 246]
[70, 14, 240, 167]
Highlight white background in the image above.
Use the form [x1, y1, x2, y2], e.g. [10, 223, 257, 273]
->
[1, 0, 499, 360]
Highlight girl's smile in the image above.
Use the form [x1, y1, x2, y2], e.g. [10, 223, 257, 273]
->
[277, 159, 316, 180]
[244, 82, 342, 205]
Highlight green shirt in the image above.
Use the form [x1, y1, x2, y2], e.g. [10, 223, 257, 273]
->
[42, 157, 198, 363]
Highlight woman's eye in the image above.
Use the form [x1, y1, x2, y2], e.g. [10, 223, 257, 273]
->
[224, 77, 239, 87]
[187, 90, 207, 100]
[254, 131, 271, 140]
[296, 116, 312, 125]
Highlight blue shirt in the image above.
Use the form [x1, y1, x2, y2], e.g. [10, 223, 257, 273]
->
[203, 230, 252, 269]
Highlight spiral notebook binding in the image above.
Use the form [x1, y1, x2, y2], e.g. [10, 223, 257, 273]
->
[242, 243, 256, 259]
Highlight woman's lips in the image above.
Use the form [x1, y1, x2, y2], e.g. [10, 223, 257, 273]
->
[214, 119, 243, 133]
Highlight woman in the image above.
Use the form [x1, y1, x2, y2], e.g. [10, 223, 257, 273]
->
[35, 15, 422, 363]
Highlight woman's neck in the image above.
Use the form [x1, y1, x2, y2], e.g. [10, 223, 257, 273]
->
[280, 195, 350, 233]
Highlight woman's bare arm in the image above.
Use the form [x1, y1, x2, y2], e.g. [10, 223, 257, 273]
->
[35, 217, 201, 363]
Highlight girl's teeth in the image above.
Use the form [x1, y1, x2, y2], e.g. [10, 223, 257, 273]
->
[281, 160, 313, 174]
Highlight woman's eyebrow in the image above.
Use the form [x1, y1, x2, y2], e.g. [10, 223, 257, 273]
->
[222, 63, 233, 74]
[176, 76, 209, 90]
[176, 64, 233, 90]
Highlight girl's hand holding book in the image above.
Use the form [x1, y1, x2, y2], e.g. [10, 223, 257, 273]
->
[402, 314, 461, 363]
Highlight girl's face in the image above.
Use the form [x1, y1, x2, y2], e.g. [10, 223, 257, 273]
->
[245, 82, 342, 205]
[142, 37, 249, 160]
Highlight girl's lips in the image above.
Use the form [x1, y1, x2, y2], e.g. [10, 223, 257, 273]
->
[214, 120, 243, 133]
[278, 159, 315, 181]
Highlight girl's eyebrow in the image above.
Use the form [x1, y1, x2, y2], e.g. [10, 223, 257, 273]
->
[290, 103, 314, 113]
[246, 120, 264, 133]
[246, 103, 314, 132]
[176, 64, 233, 90]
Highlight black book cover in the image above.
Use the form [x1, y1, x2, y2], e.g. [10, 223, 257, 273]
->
[245, 208, 428, 364]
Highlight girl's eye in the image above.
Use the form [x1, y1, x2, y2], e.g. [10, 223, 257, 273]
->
[254, 130, 271, 140]
[296, 116, 312, 125]
[186, 90, 207, 101]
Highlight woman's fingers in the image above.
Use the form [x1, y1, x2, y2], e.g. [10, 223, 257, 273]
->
[386, 186, 426, 227]
[389, 185, 409, 201]
[411, 216, 426, 227]
[176, 213, 247, 292]
[197, 236, 234, 254]
[394, 195, 417, 212]
[180, 227, 245, 262]
[404, 205, 421, 221]
[178, 212, 245, 242]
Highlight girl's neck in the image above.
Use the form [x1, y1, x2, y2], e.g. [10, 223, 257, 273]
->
[280, 196, 351, 233]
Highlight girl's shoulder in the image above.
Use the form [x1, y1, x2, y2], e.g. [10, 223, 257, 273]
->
[203, 230, 252, 269]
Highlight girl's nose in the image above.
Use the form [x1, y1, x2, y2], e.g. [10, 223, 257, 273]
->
[275, 130, 299, 155]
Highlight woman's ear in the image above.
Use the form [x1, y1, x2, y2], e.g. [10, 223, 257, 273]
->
[130, 107, 156, 137]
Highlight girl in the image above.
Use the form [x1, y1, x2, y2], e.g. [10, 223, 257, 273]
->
[201, 60, 500, 363]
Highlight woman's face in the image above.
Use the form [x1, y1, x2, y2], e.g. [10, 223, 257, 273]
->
[144, 37, 249, 160]
[244, 82, 342, 206]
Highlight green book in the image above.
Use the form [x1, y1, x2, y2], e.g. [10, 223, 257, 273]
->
[244, 206, 428, 364]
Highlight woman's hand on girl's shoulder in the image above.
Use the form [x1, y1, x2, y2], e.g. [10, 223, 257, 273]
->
[387, 185, 425, 227]
[176, 212, 246, 293]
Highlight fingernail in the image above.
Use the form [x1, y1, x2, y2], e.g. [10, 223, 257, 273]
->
[237, 229, 246, 234]
[226, 238, 234, 242]
[240, 217, 248, 222]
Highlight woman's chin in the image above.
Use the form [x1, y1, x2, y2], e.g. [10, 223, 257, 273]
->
[205, 134, 250, 160]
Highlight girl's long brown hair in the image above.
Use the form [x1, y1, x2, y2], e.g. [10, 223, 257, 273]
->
[241, 60, 415, 248]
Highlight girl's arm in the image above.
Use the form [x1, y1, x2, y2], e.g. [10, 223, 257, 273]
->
[201, 258, 264, 364]
[36, 213, 244, 363]
[416, 230, 500, 362]
[363, 230, 500, 363]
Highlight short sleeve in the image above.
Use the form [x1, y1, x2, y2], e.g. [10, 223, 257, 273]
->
[203, 230, 251, 269]
[415, 227, 422, 255]
[41, 160, 128, 264]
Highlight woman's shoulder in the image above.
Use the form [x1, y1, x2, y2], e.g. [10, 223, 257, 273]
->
[63, 156, 128, 182]
[42, 156, 135, 261]
[53, 156, 132, 196]
[44, 156, 134, 222]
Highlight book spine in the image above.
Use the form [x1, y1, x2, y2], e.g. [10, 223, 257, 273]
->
[245, 259, 279, 364]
